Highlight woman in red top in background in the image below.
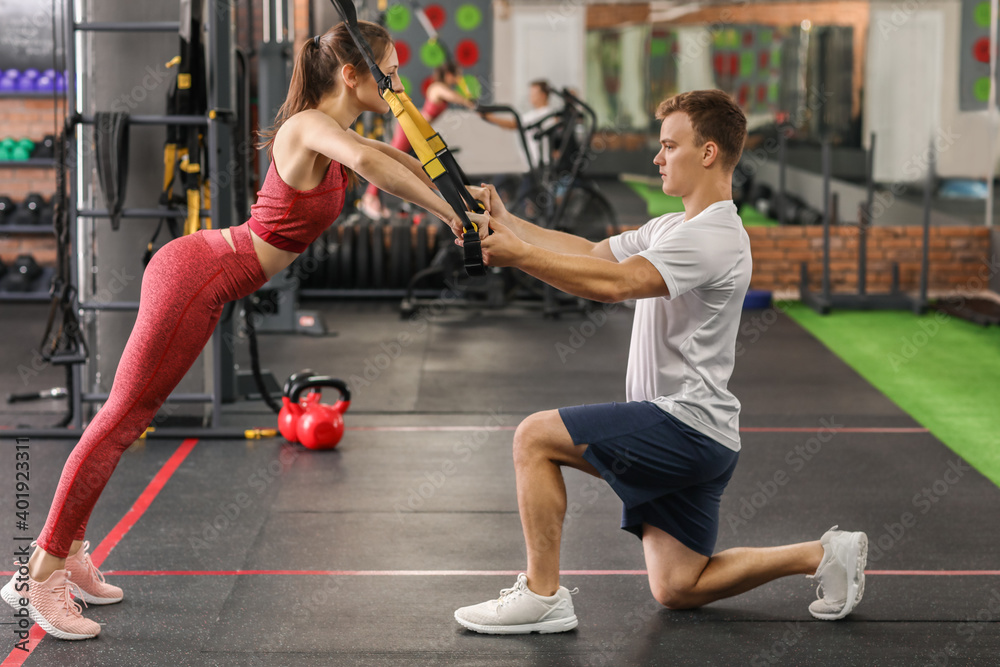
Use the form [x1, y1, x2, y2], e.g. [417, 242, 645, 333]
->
[1, 21, 482, 641]
[360, 62, 476, 219]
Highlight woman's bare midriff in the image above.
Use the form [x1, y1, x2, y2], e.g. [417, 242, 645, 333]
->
[220, 227, 300, 281]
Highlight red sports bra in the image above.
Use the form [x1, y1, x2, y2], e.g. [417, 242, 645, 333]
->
[247, 158, 348, 253]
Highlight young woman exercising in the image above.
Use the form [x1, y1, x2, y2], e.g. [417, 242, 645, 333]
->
[2, 21, 480, 640]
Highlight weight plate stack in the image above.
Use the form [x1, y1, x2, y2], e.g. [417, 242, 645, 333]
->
[339, 224, 355, 289]
[355, 221, 370, 289]
[414, 222, 429, 275]
[370, 223, 386, 289]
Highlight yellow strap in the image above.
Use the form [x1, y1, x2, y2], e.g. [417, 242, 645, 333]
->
[396, 92, 446, 153]
[162, 143, 177, 192]
[185, 189, 200, 236]
[201, 181, 212, 230]
[384, 90, 440, 171]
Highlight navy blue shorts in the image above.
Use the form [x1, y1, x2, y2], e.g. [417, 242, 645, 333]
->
[559, 401, 739, 557]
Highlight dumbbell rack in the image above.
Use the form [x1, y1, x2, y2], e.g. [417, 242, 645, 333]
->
[52, 0, 239, 430]
[0, 114, 59, 301]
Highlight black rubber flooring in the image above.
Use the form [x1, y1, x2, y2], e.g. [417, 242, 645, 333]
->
[1, 300, 999, 666]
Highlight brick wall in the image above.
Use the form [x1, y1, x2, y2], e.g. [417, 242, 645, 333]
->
[586, 4, 651, 29]
[614, 224, 993, 295]
[0, 97, 62, 266]
[747, 226, 993, 293]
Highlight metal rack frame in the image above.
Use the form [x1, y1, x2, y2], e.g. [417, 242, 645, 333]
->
[59, 0, 237, 430]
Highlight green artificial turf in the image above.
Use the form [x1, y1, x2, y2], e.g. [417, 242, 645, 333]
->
[624, 180, 778, 226]
[784, 302, 1000, 487]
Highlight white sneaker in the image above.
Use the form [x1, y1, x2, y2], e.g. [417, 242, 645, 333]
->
[807, 525, 868, 620]
[454, 573, 579, 634]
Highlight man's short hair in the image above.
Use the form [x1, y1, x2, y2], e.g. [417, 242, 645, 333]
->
[656, 90, 747, 171]
[530, 79, 551, 98]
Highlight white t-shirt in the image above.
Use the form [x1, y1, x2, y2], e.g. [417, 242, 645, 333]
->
[520, 104, 559, 170]
[609, 200, 752, 452]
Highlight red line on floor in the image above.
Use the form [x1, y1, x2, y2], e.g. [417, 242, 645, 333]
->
[85, 569, 1000, 577]
[90, 439, 199, 568]
[2, 439, 198, 665]
[865, 570, 1000, 576]
[345, 426, 929, 434]
[739, 427, 928, 433]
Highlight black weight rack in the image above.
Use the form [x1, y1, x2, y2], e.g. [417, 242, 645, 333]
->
[13, 0, 240, 436]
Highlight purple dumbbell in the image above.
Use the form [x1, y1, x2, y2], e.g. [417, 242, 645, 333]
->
[22, 68, 39, 80]
[0, 78, 16, 92]
[55, 74, 66, 92]
[42, 68, 56, 79]
[2, 69, 19, 80]
[17, 75, 36, 92]
[35, 76, 53, 92]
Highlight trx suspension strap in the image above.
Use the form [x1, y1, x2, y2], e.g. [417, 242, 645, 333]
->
[146, 0, 210, 264]
[328, 0, 487, 276]
[94, 111, 129, 231]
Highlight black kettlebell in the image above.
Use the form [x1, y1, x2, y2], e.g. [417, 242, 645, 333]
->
[282, 369, 317, 398]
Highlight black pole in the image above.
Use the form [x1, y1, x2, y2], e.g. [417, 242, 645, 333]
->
[778, 124, 787, 225]
[822, 139, 832, 299]
[919, 138, 933, 311]
[860, 132, 875, 296]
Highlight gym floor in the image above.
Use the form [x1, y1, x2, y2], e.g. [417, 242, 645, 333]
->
[2, 288, 1000, 666]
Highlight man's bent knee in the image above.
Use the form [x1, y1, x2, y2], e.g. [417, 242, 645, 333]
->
[650, 581, 699, 610]
[512, 412, 558, 461]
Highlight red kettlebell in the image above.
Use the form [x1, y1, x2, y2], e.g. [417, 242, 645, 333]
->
[278, 369, 316, 443]
[281, 376, 351, 450]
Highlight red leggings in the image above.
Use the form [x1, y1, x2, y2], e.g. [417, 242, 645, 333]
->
[37, 224, 267, 558]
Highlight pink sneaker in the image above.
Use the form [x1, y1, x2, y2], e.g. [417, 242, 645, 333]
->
[1, 569, 100, 640]
[66, 541, 123, 605]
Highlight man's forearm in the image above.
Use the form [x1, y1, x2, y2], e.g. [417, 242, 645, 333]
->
[516, 244, 621, 302]
[505, 214, 598, 257]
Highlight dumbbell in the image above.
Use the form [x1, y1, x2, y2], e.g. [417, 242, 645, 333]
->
[0, 78, 15, 93]
[2, 69, 18, 80]
[12, 193, 46, 225]
[0, 196, 15, 224]
[0, 254, 43, 292]
[12, 139, 34, 161]
[35, 134, 55, 159]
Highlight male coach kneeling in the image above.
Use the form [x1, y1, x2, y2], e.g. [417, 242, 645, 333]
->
[454, 89, 867, 634]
